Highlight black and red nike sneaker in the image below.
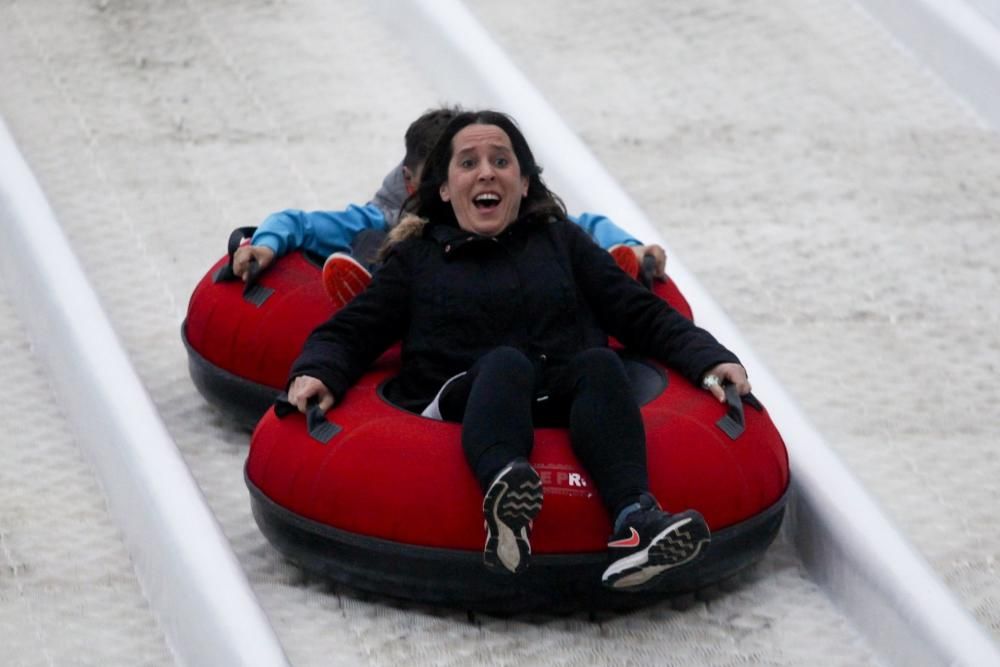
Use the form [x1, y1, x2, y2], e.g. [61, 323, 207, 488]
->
[601, 494, 711, 590]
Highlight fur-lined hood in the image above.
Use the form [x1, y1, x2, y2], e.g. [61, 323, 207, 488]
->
[377, 213, 429, 261]
[385, 213, 430, 247]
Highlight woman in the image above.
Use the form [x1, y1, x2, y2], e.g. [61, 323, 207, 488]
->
[287, 110, 750, 591]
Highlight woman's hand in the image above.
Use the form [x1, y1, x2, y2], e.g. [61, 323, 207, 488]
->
[288, 375, 336, 413]
[232, 245, 276, 281]
[701, 363, 751, 402]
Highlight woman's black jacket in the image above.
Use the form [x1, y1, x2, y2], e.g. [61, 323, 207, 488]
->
[289, 215, 740, 413]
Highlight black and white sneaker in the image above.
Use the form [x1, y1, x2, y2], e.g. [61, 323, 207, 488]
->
[601, 495, 710, 590]
[482, 458, 543, 574]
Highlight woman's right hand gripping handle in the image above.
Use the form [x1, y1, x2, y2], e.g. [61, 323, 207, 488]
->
[288, 375, 336, 413]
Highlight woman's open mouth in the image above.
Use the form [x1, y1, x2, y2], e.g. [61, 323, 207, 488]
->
[473, 192, 501, 211]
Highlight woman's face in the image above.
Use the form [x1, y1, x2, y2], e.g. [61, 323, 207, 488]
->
[439, 124, 529, 237]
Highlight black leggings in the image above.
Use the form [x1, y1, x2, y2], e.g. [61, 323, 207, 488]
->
[438, 346, 649, 517]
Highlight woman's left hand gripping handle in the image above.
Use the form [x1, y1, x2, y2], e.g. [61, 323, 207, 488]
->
[288, 375, 336, 413]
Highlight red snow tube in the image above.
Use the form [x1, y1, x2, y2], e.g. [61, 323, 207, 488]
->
[182, 233, 788, 610]
[245, 350, 788, 611]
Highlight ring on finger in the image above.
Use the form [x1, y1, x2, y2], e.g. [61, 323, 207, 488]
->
[702, 374, 722, 389]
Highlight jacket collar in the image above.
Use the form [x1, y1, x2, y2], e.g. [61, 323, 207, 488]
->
[426, 215, 545, 258]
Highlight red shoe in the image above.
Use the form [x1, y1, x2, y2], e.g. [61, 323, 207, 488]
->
[322, 253, 372, 310]
[609, 244, 640, 280]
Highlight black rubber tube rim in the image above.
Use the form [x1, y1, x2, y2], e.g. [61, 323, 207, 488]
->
[182, 321, 281, 430]
[245, 465, 789, 613]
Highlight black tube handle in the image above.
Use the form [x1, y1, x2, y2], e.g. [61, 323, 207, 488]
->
[640, 253, 658, 288]
[716, 383, 746, 440]
[213, 226, 258, 283]
[273, 395, 341, 445]
[238, 250, 275, 307]
[244, 257, 262, 294]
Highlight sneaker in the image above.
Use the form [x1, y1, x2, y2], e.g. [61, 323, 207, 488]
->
[601, 495, 711, 590]
[322, 252, 372, 309]
[609, 244, 640, 280]
[482, 459, 543, 574]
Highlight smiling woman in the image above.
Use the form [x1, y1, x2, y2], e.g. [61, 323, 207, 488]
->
[286, 109, 753, 591]
[438, 124, 529, 237]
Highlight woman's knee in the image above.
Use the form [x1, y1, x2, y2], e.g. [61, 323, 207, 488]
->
[571, 347, 627, 380]
[476, 346, 535, 384]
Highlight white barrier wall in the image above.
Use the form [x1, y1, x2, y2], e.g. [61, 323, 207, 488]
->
[966, 0, 1000, 28]
[854, 0, 1000, 130]
[0, 119, 290, 667]
[373, 1, 1000, 665]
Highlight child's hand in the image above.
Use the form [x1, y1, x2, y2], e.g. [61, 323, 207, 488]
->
[233, 245, 276, 281]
